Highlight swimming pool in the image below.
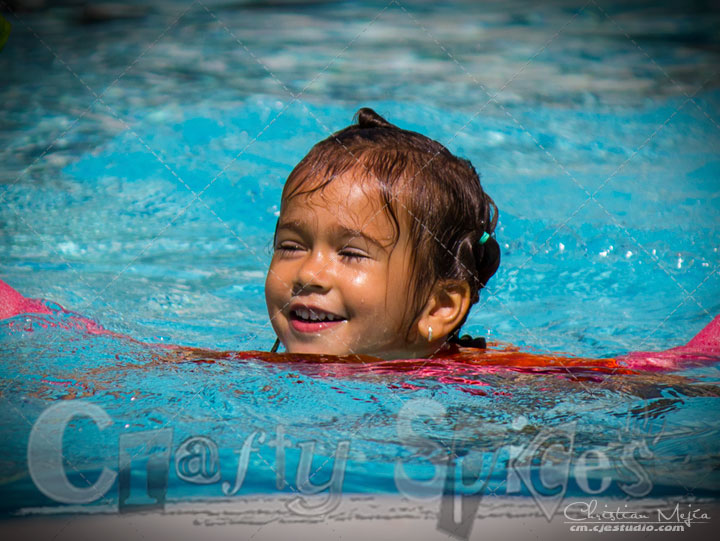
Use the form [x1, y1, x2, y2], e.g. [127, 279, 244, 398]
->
[1, 0, 719, 535]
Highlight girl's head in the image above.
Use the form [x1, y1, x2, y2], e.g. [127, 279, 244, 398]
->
[265, 108, 500, 359]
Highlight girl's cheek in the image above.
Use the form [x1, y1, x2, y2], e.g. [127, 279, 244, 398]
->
[266, 273, 288, 306]
[268, 260, 291, 285]
[347, 268, 372, 288]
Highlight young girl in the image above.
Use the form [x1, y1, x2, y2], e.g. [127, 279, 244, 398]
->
[265, 107, 500, 360]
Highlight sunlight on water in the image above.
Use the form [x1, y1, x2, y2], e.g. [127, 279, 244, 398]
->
[0, 0, 719, 515]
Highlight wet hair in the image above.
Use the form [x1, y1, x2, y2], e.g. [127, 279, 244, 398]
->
[279, 107, 500, 341]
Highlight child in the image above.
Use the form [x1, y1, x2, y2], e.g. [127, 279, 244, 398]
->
[1, 108, 717, 368]
[265, 107, 500, 360]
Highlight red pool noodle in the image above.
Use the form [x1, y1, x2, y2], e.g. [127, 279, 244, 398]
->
[617, 314, 720, 371]
[1, 278, 718, 371]
[0, 278, 114, 337]
[0, 278, 52, 319]
[686, 315, 720, 350]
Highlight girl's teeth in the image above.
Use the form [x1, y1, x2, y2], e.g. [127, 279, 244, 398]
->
[295, 309, 338, 322]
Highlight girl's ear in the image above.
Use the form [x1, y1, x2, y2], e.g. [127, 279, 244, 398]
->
[416, 280, 471, 343]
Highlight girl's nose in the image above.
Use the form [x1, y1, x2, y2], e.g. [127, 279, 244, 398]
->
[294, 250, 332, 293]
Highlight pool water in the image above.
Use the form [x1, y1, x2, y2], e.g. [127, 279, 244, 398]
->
[1, 0, 719, 517]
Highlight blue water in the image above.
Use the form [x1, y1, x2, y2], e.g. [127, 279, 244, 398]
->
[1, 0, 719, 515]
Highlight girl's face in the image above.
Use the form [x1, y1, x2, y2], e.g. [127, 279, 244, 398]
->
[265, 172, 427, 359]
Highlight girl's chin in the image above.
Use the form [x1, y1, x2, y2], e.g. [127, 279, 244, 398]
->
[282, 342, 419, 360]
[283, 341, 351, 356]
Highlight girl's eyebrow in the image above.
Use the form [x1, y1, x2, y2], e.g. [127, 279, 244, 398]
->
[331, 224, 389, 250]
[276, 220, 388, 250]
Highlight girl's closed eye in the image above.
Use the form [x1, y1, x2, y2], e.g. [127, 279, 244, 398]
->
[339, 247, 370, 262]
[276, 241, 305, 255]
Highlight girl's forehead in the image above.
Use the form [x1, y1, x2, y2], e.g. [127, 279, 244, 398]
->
[283, 172, 381, 213]
[279, 173, 403, 244]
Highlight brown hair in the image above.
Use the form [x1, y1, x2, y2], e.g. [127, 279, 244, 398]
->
[278, 107, 500, 340]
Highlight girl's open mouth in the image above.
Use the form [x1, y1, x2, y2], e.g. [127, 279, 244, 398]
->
[289, 307, 346, 333]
